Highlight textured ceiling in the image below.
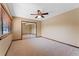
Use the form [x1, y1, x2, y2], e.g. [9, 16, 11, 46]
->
[7, 3, 79, 20]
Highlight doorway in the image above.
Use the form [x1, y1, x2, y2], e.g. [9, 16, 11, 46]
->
[21, 21, 37, 39]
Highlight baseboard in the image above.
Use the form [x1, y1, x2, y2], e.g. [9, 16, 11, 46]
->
[5, 41, 13, 56]
[23, 33, 36, 35]
[12, 39, 22, 41]
[42, 36, 79, 48]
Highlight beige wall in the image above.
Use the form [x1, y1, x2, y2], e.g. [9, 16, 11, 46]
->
[22, 24, 32, 34]
[22, 22, 36, 35]
[42, 8, 79, 47]
[36, 21, 41, 37]
[31, 24, 36, 35]
[0, 34, 13, 56]
[12, 17, 41, 40]
[21, 17, 41, 37]
[12, 17, 21, 40]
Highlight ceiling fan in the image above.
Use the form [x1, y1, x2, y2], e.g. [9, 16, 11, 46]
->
[30, 10, 48, 18]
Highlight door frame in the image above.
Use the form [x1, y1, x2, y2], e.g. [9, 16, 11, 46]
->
[21, 21, 37, 39]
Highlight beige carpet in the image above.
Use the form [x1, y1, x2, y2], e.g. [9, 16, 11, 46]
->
[6, 34, 79, 56]
[22, 34, 36, 39]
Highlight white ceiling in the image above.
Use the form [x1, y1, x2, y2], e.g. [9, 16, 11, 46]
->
[7, 3, 79, 20]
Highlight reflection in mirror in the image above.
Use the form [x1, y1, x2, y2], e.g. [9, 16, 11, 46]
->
[0, 4, 2, 36]
[0, 4, 12, 37]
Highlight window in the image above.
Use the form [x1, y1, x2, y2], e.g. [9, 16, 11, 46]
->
[0, 4, 12, 36]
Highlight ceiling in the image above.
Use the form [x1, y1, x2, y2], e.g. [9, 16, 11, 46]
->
[7, 3, 79, 20]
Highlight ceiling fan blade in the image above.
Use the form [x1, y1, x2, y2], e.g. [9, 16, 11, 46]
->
[35, 16, 38, 18]
[41, 15, 44, 18]
[30, 14, 38, 15]
[41, 13, 48, 15]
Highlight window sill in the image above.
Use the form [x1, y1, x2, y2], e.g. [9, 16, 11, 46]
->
[0, 33, 11, 40]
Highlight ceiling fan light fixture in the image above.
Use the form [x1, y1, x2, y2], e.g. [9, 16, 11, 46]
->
[37, 16, 41, 18]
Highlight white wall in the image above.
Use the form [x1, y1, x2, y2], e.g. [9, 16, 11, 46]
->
[42, 8, 79, 47]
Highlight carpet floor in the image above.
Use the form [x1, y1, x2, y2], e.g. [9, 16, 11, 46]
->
[6, 34, 79, 56]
